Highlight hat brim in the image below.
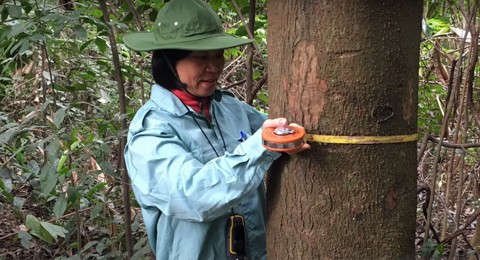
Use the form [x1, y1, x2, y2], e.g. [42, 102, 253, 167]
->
[123, 31, 254, 51]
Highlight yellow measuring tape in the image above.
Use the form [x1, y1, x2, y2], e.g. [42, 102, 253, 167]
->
[304, 133, 418, 144]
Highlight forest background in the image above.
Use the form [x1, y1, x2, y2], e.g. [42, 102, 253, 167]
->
[0, 0, 479, 259]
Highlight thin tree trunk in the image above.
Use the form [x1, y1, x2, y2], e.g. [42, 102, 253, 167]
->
[266, 1, 422, 258]
[98, 0, 133, 257]
[245, 0, 255, 105]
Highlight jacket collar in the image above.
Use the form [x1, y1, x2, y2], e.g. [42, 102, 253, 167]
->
[150, 84, 222, 116]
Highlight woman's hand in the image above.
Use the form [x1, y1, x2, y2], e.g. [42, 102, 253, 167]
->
[262, 118, 311, 156]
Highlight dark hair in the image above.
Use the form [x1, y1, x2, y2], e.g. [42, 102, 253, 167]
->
[151, 49, 191, 90]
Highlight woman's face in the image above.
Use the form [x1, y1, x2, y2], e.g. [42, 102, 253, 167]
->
[176, 50, 225, 97]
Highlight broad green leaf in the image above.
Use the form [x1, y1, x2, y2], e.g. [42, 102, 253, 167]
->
[80, 39, 94, 52]
[132, 237, 151, 258]
[7, 5, 22, 18]
[0, 167, 12, 178]
[96, 241, 107, 254]
[39, 222, 68, 240]
[45, 139, 61, 159]
[18, 39, 30, 54]
[95, 38, 107, 53]
[53, 193, 67, 218]
[22, 2, 33, 15]
[26, 160, 40, 175]
[99, 161, 116, 177]
[0, 122, 18, 132]
[89, 203, 103, 219]
[67, 186, 79, 203]
[40, 162, 57, 196]
[13, 196, 26, 209]
[0, 126, 19, 145]
[1, 8, 8, 22]
[7, 22, 32, 39]
[1, 176, 12, 192]
[25, 214, 54, 244]
[73, 24, 87, 39]
[18, 230, 33, 249]
[79, 241, 98, 254]
[0, 178, 14, 202]
[53, 108, 66, 128]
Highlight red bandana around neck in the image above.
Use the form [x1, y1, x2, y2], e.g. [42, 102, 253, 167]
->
[171, 89, 212, 121]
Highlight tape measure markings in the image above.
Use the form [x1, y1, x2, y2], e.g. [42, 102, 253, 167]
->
[305, 133, 418, 144]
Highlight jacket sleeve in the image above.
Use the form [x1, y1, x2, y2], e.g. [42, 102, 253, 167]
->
[242, 102, 268, 133]
[124, 117, 281, 222]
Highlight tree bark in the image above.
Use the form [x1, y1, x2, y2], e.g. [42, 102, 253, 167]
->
[98, 0, 133, 257]
[266, 1, 422, 259]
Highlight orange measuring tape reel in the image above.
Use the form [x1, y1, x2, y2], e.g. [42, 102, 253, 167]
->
[262, 126, 306, 152]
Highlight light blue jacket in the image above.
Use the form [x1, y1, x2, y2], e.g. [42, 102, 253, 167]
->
[124, 85, 281, 259]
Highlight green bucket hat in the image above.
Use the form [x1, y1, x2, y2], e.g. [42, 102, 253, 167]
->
[123, 0, 253, 51]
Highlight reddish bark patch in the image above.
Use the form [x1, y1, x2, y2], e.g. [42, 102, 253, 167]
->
[282, 41, 327, 125]
[386, 186, 397, 210]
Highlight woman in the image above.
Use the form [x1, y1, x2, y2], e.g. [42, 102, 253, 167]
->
[123, 0, 309, 259]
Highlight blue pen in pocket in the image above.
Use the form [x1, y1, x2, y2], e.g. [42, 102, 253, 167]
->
[240, 131, 247, 142]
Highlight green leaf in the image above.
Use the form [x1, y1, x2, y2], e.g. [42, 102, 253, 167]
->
[7, 5, 22, 19]
[95, 38, 107, 53]
[7, 22, 32, 39]
[234, 26, 248, 37]
[25, 214, 54, 244]
[99, 161, 116, 177]
[1, 8, 8, 22]
[73, 24, 87, 39]
[22, 2, 33, 15]
[57, 154, 68, 172]
[132, 237, 151, 258]
[253, 71, 261, 80]
[26, 160, 40, 175]
[89, 203, 103, 219]
[0, 167, 12, 178]
[79, 241, 98, 254]
[1, 176, 12, 192]
[18, 230, 33, 249]
[18, 38, 30, 54]
[53, 193, 67, 218]
[39, 221, 68, 241]
[0, 126, 19, 145]
[67, 186, 79, 203]
[13, 196, 26, 209]
[0, 122, 19, 132]
[79, 39, 94, 52]
[40, 162, 57, 196]
[0, 178, 14, 203]
[209, 0, 222, 11]
[53, 108, 66, 128]
[86, 182, 107, 198]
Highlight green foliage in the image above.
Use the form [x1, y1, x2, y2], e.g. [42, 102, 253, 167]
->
[425, 18, 451, 37]
[0, 0, 258, 257]
[25, 214, 68, 244]
[421, 239, 444, 259]
[418, 83, 444, 133]
[0, 0, 148, 257]
[0, 0, 475, 258]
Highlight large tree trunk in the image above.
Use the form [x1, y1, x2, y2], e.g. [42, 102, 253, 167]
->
[266, 1, 422, 259]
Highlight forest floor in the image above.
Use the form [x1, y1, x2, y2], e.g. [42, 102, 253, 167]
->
[0, 183, 477, 259]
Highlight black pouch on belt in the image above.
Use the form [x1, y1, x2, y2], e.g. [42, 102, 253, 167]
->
[226, 214, 247, 260]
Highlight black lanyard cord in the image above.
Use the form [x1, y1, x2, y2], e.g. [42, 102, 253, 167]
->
[212, 105, 227, 152]
[180, 100, 226, 157]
